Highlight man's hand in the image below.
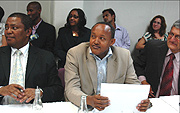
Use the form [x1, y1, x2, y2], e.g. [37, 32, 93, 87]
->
[141, 80, 155, 98]
[19, 88, 43, 103]
[19, 88, 35, 103]
[136, 98, 150, 112]
[0, 84, 24, 100]
[86, 94, 110, 111]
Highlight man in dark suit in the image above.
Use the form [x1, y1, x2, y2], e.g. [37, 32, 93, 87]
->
[27, 1, 56, 53]
[0, 13, 63, 104]
[134, 19, 180, 97]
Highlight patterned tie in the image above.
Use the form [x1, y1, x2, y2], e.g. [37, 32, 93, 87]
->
[8, 50, 24, 104]
[159, 53, 175, 96]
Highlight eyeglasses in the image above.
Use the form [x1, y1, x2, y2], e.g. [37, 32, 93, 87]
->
[69, 15, 79, 19]
[153, 21, 161, 25]
[168, 32, 180, 40]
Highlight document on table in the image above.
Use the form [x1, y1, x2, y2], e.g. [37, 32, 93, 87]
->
[100, 83, 150, 113]
[159, 95, 179, 112]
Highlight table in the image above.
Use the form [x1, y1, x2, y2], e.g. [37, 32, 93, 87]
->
[0, 102, 78, 113]
[0, 95, 179, 113]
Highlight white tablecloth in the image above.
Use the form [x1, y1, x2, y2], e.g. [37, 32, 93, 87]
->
[0, 95, 179, 113]
[0, 102, 78, 113]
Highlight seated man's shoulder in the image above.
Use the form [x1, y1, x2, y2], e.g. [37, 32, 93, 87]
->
[31, 46, 54, 58]
[146, 40, 166, 47]
[112, 46, 130, 56]
[116, 24, 128, 32]
[41, 21, 55, 29]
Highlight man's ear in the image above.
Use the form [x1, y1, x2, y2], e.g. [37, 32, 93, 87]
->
[38, 9, 41, 14]
[26, 28, 32, 37]
[110, 38, 116, 46]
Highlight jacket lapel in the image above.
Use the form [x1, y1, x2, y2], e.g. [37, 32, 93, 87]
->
[1, 47, 11, 81]
[107, 49, 117, 83]
[25, 46, 38, 81]
[86, 47, 97, 93]
[157, 43, 168, 78]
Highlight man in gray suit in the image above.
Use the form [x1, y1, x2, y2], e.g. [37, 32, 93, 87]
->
[65, 22, 150, 112]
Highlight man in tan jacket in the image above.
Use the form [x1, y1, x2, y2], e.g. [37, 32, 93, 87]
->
[65, 22, 150, 112]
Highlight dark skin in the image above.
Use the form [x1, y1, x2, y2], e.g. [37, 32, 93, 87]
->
[141, 80, 155, 98]
[87, 23, 150, 112]
[0, 17, 42, 103]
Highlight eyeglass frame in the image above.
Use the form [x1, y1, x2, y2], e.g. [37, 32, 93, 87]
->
[168, 32, 180, 40]
[153, 21, 161, 25]
[69, 15, 79, 19]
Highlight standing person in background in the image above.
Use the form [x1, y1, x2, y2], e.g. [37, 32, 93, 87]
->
[134, 19, 180, 97]
[102, 8, 130, 49]
[27, 1, 56, 53]
[0, 6, 7, 47]
[136, 15, 168, 50]
[54, 8, 91, 68]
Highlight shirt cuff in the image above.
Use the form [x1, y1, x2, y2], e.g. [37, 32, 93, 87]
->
[0, 86, 3, 97]
[138, 75, 146, 82]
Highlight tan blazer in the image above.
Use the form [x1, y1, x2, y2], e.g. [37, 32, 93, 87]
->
[64, 42, 140, 106]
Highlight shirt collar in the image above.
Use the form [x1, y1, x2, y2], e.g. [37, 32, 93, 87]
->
[89, 47, 113, 60]
[33, 19, 42, 30]
[11, 42, 30, 56]
[115, 23, 121, 31]
[166, 49, 180, 62]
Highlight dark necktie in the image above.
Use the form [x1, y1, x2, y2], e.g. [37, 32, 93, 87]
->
[159, 53, 175, 96]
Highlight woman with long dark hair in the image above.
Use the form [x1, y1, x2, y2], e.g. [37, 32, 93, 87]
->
[136, 15, 168, 50]
[54, 8, 91, 68]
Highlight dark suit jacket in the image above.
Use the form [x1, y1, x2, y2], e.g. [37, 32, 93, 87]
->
[54, 27, 91, 68]
[133, 40, 180, 95]
[30, 20, 56, 53]
[0, 45, 64, 104]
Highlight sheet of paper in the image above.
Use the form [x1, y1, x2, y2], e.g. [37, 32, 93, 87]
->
[100, 83, 150, 113]
[159, 95, 179, 112]
[148, 97, 178, 113]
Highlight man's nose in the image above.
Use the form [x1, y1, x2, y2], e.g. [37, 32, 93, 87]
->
[6, 28, 12, 34]
[94, 38, 100, 44]
[27, 11, 31, 15]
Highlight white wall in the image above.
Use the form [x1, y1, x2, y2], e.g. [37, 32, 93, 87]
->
[0, 1, 52, 24]
[53, 1, 84, 33]
[53, 1, 179, 52]
[82, 1, 179, 52]
[0, 1, 179, 53]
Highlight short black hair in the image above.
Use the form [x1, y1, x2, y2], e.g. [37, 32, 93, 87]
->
[102, 8, 116, 22]
[0, 6, 5, 21]
[27, 1, 41, 10]
[8, 12, 32, 30]
[92, 22, 115, 39]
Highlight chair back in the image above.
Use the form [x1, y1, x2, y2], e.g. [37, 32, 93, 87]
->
[58, 68, 65, 88]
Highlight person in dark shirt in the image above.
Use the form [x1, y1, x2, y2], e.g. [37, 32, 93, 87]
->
[54, 8, 91, 68]
[27, 1, 56, 53]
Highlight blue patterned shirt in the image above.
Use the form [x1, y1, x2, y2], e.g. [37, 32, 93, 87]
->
[90, 47, 112, 94]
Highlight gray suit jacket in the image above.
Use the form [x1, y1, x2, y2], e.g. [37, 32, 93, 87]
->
[64, 42, 140, 106]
